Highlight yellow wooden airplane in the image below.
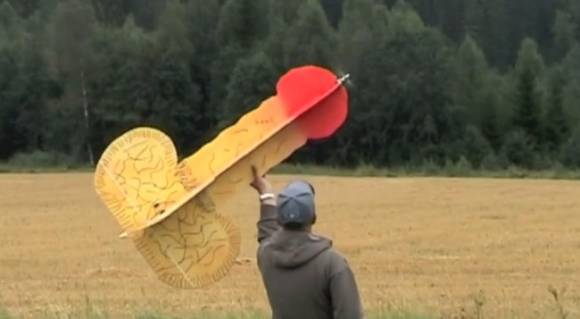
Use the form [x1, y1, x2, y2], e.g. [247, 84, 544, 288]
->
[94, 65, 349, 288]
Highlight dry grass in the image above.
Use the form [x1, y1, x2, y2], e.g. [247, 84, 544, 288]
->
[0, 173, 579, 319]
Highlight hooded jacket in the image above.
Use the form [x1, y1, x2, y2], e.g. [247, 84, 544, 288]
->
[257, 203, 364, 319]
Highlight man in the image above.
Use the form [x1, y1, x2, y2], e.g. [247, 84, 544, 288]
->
[250, 167, 364, 319]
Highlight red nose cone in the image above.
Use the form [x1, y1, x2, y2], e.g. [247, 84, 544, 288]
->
[276, 65, 349, 140]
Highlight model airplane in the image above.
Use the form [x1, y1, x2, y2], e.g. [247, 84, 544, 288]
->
[94, 65, 349, 288]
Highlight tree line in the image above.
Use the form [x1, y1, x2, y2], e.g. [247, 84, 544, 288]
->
[1, 0, 580, 170]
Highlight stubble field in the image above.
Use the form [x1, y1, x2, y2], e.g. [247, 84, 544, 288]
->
[0, 173, 579, 319]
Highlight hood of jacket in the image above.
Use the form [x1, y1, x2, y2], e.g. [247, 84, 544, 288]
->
[265, 229, 332, 268]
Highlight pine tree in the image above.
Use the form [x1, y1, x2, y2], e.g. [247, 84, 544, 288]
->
[81, 17, 152, 159]
[512, 38, 545, 145]
[90, 0, 131, 26]
[452, 35, 491, 126]
[265, 0, 319, 73]
[501, 129, 536, 168]
[320, 0, 343, 29]
[153, 0, 202, 152]
[389, 0, 425, 34]
[157, 0, 192, 59]
[0, 5, 60, 159]
[336, 0, 390, 164]
[221, 51, 277, 124]
[462, 125, 493, 167]
[434, 0, 465, 42]
[216, 0, 269, 50]
[339, 0, 388, 73]
[283, 0, 337, 69]
[561, 45, 580, 131]
[0, 1, 24, 44]
[560, 128, 580, 168]
[543, 66, 569, 152]
[464, 0, 508, 67]
[211, 0, 270, 121]
[480, 102, 502, 151]
[553, 10, 576, 60]
[268, 0, 306, 26]
[184, 0, 223, 135]
[47, 1, 97, 163]
[0, 47, 23, 159]
[127, 0, 165, 30]
[364, 2, 459, 165]
[480, 72, 505, 150]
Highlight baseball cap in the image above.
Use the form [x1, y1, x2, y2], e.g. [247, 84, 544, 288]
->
[277, 181, 316, 227]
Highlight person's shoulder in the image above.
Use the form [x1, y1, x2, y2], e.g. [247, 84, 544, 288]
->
[320, 247, 352, 277]
[321, 246, 344, 259]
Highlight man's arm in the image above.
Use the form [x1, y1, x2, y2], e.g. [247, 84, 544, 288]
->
[257, 200, 279, 243]
[250, 166, 279, 243]
[329, 257, 365, 319]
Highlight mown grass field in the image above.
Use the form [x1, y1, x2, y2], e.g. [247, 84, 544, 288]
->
[0, 173, 579, 319]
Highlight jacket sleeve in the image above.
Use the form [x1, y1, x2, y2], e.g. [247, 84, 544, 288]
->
[329, 257, 365, 319]
[257, 203, 279, 243]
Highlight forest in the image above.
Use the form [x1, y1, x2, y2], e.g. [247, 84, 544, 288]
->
[1, 0, 580, 170]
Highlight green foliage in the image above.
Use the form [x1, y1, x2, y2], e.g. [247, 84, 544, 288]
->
[335, 1, 462, 167]
[334, 0, 389, 165]
[464, 0, 508, 66]
[452, 35, 503, 151]
[183, 0, 222, 138]
[216, 0, 269, 50]
[156, 0, 192, 59]
[8, 151, 73, 168]
[560, 128, 580, 168]
[501, 129, 537, 168]
[512, 38, 545, 145]
[544, 66, 570, 151]
[443, 156, 475, 177]
[553, 10, 576, 60]
[1, 0, 580, 173]
[0, 1, 23, 43]
[46, 0, 98, 163]
[461, 126, 493, 167]
[88, 21, 203, 157]
[282, 0, 337, 69]
[5, 0, 40, 18]
[221, 51, 276, 124]
[210, 0, 270, 120]
[480, 101, 503, 151]
[90, 0, 131, 27]
[389, 0, 425, 33]
[47, 0, 97, 77]
[320, 0, 343, 29]
[129, 0, 166, 30]
[480, 152, 508, 171]
[0, 33, 61, 159]
[339, 0, 388, 72]
[382, 12, 458, 165]
[562, 45, 580, 125]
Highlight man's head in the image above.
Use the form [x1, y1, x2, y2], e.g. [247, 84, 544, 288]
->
[277, 180, 316, 230]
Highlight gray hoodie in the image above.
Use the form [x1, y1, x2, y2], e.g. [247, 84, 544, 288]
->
[257, 204, 364, 319]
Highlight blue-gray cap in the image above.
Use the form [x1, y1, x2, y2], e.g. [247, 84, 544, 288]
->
[277, 181, 316, 227]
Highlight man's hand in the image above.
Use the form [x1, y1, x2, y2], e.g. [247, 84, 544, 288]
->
[250, 166, 272, 195]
